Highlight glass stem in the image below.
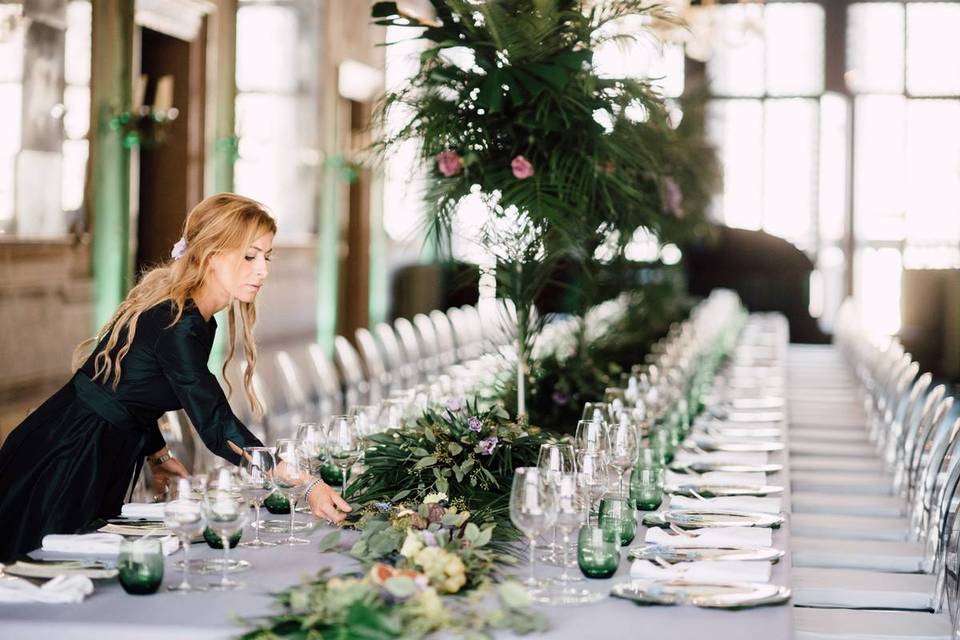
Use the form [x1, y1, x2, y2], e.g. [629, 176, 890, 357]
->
[288, 496, 296, 538]
[181, 536, 190, 588]
[561, 531, 571, 581]
[221, 538, 230, 587]
[253, 503, 262, 544]
[528, 537, 536, 586]
[342, 468, 348, 493]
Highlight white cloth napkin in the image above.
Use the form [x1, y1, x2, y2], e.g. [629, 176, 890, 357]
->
[666, 471, 767, 488]
[0, 574, 94, 604]
[629, 559, 772, 584]
[690, 435, 783, 449]
[645, 526, 773, 549]
[674, 451, 770, 466]
[120, 503, 167, 520]
[41, 533, 179, 556]
[668, 495, 782, 515]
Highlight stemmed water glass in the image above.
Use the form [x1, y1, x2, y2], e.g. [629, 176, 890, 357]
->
[509, 467, 557, 592]
[202, 468, 249, 590]
[379, 398, 406, 431]
[164, 478, 207, 592]
[295, 422, 327, 514]
[238, 447, 277, 548]
[327, 415, 363, 493]
[296, 422, 327, 475]
[575, 419, 609, 456]
[349, 405, 381, 464]
[274, 439, 312, 545]
[607, 417, 639, 497]
[581, 402, 612, 430]
[553, 473, 587, 584]
[537, 442, 575, 564]
[604, 387, 626, 419]
[576, 451, 608, 525]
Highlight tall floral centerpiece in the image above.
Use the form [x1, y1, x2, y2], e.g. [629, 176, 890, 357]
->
[373, 0, 704, 414]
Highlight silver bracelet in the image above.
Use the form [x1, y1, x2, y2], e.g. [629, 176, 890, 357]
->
[304, 478, 323, 500]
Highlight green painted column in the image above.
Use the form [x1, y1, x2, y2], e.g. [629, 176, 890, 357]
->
[208, 0, 238, 378]
[90, 0, 134, 330]
[368, 171, 387, 326]
[315, 142, 341, 357]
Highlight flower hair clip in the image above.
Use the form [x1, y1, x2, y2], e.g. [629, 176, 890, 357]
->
[171, 237, 188, 260]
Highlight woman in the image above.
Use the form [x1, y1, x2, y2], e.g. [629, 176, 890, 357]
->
[0, 193, 350, 561]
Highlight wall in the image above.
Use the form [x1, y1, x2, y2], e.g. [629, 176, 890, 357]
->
[0, 241, 92, 441]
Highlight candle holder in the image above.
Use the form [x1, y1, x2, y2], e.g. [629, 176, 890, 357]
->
[630, 466, 664, 511]
[599, 495, 637, 546]
[118, 538, 164, 595]
[577, 523, 620, 579]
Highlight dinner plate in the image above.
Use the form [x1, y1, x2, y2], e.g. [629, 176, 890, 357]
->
[3, 559, 118, 580]
[670, 461, 783, 474]
[627, 544, 784, 563]
[665, 484, 784, 498]
[611, 580, 791, 608]
[688, 440, 785, 453]
[663, 510, 784, 529]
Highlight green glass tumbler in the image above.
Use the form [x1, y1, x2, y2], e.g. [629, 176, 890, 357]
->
[118, 538, 164, 595]
[577, 523, 621, 579]
[650, 428, 672, 465]
[630, 465, 664, 511]
[599, 495, 637, 546]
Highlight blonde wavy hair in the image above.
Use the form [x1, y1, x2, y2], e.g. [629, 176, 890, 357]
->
[72, 193, 277, 416]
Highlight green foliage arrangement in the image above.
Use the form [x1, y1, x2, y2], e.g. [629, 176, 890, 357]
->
[240, 567, 547, 640]
[371, 0, 717, 413]
[505, 275, 694, 432]
[345, 400, 551, 533]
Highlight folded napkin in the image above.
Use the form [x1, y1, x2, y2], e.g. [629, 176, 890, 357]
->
[645, 526, 773, 549]
[0, 574, 94, 604]
[41, 533, 179, 556]
[668, 495, 782, 515]
[629, 559, 772, 584]
[674, 451, 770, 467]
[120, 502, 167, 520]
[666, 471, 767, 489]
[689, 435, 783, 450]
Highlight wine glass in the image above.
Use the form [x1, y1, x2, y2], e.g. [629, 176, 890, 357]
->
[327, 415, 363, 493]
[274, 439, 312, 545]
[553, 473, 587, 584]
[537, 442, 575, 564]
[202, 468, 249, 590]
[349, 405, 381, 464]
[581, 402, 612, 429]
[604, 387, 626, 419]
[575, 419, 609, 456]
[607, 417, 639, 497]
[576, 451, 608, 525]
[296, 422, 327, 476]
[379, 398, 406, 431]
[509, 467, 557, 591]
[350, 405, 381, 439]
[164, 478, 207, 592]
[238, 447, 277, 548]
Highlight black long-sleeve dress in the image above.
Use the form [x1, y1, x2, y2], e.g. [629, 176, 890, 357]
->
[0, 300, 263, 561]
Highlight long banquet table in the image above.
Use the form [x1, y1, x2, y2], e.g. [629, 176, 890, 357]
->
[0, 315, 797, 640]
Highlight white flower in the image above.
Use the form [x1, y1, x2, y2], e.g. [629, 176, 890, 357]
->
[400, 531, 424, 558]
[423, 492, 448, 505]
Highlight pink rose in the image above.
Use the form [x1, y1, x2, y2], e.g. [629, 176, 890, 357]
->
[436, 150, 463, 177]
[663, 176, 684, 218]
[511, 155, 534, 180]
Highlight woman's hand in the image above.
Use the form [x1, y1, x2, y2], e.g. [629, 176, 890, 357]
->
[147, 449, 190, 501]
[307, 481, 352, 525]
